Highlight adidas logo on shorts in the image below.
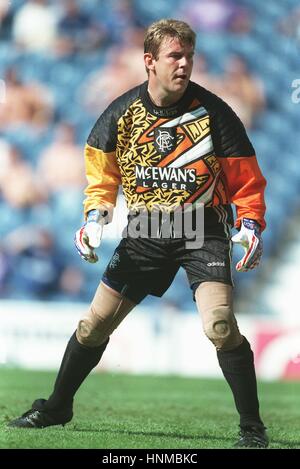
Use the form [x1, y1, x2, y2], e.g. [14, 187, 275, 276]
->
[207, 261, 225, 267]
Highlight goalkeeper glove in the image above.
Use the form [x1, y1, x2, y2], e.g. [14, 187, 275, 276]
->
[231, 218, 263, 272]
[74, 209, 106, 263]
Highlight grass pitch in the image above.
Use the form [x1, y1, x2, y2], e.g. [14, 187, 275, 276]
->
[0, 368, 299, 449]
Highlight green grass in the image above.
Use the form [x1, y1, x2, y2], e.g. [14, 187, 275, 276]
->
[0, 368, 299, 449]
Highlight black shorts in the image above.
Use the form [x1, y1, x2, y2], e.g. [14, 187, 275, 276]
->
[102, 236, 233, 304]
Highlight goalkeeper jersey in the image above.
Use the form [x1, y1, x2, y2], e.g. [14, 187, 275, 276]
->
[84, 81, 266, 230]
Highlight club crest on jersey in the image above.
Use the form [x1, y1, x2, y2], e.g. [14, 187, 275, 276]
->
[154, 127, 177, 156]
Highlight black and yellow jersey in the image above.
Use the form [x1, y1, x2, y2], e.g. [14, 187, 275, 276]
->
[84, 81, 266, 230]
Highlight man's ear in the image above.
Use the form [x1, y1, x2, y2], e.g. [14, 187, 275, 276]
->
[144, 53, 155, 73]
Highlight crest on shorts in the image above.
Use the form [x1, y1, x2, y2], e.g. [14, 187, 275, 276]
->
[109, 252, 120, 269]
[154, 127, 177, 157]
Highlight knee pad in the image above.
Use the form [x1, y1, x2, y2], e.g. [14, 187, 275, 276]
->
[77, 317, 106, 348]
[76, 282, 136, 347]
[195, 282, 242, 351]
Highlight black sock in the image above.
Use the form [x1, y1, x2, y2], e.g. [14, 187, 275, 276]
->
[217, 337, 264, 428]
[45, 332, 109, 411]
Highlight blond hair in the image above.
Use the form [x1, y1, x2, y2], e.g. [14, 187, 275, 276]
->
[144, 19, 196, 60]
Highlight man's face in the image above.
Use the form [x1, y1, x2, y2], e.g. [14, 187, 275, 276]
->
[146, 36, 194, 96]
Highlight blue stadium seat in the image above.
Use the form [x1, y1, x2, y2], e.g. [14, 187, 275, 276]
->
[134, 0, 180, 23]
[0, 203, 28, 237]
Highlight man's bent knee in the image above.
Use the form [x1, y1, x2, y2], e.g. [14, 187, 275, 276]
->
[76, 282, 136, 347]
[76, 318, 107, 347]
[203, 315, 241, 350]
[195, 282, 243, 351]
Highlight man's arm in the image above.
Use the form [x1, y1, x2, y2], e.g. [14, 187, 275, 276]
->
[211, 97, 266, 231]
[83, 143, 121, 220]
[75, 107, 121, 263]
[218, 154, 266, 231]
[211, 97, 266, 271]
[83, 97, 121, 218]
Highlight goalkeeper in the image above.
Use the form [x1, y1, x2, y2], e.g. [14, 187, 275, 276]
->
[9, 19, 268, 448]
